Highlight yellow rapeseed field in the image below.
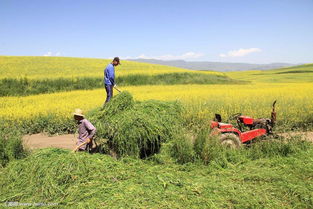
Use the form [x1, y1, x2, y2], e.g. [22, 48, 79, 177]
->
[1, 83, 312, 126]
[0, 56, 222, 79]
[1, 56, 312, 131]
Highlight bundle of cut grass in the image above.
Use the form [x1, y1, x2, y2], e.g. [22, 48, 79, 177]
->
[89, 91, 183, 158]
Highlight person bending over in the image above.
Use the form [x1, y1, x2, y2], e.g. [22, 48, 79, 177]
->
[73, 109, 96, 152]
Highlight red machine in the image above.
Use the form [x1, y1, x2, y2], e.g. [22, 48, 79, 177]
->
[210, 101, 277, 147]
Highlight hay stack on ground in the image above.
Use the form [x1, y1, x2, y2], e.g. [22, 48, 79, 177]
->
[89, 91, 183, 158]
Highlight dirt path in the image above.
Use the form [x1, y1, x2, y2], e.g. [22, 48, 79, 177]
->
[278, 131, 313, 142]
[22, 134, 77, 150]
[22, 131, 313, 151]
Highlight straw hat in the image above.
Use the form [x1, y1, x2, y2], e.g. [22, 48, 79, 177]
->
[73, 108, 85, 117]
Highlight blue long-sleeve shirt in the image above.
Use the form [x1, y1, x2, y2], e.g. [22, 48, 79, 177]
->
[104, 63, 115, 85]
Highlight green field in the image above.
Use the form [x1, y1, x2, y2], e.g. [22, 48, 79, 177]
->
[0, 56, 234, 96]
[227, 64, 313, 83]
[0, 56, 312, 208]
[1, 145, 312, 208]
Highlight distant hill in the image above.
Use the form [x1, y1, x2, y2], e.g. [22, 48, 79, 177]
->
[127, 59, 297, 72]
[226, 63, 313, 83]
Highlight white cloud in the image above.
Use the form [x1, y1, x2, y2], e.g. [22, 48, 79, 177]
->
[219, 48, 261, 58]
[43, 52, 52, 56]
[122, 52, 204, 60]
[43, 51, 62, 56]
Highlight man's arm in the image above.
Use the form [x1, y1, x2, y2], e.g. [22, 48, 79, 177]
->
[72, 141, 89, 152]
[72, 120, 96, 152]
[108, 65, 115, 86]
[85, 120, 96, 140]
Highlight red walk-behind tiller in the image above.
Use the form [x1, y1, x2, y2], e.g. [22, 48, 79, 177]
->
[210, 101, 277, 148]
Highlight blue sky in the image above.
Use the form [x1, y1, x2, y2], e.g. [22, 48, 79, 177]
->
[1, 0, 312, 63]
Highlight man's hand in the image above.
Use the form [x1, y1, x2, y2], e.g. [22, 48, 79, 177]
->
[72, 138, 92, 153]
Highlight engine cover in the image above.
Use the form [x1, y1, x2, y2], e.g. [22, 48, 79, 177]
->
[238, 116, 254, 125]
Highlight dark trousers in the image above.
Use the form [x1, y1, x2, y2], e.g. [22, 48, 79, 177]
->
[105, 84, 113, 103]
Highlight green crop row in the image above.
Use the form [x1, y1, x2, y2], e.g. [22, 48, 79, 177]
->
[0, 73, 237, 97]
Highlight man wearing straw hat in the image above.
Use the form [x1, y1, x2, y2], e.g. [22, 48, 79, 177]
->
[104, 57, 121, 104]
[72, 108, 96, 152]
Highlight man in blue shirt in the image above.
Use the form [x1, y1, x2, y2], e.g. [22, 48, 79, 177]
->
[104, 57, 120, 103]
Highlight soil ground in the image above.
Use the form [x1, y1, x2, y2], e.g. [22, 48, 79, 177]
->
[22, 134, 76, 150]
[278, 131, 313, 142]
[22, 132, 313, 150]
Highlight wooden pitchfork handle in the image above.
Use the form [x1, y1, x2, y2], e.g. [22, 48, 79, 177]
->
[72, 139, 91, 152]
[114, 86, 121, 92]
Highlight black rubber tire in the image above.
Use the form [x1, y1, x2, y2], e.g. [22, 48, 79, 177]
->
[220, 133, 241, 149]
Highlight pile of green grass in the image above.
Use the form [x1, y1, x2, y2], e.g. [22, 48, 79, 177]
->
[0, 125, 28, 167]
[89, 91, 183, 158]
[1, 143, 312, 208]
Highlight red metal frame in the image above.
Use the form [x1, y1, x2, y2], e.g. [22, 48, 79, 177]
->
[210, 120, 267, 143]
[238, 116, 254, 125]
[240, 129, 266, 143]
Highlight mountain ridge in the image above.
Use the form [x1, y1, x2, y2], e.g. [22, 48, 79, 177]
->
[127, 59, 298, 72]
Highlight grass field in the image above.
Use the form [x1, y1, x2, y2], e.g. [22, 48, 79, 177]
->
[227, 63, 313, 83]
[0, 56, 312, 208]
[1, 145, 312, 208]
